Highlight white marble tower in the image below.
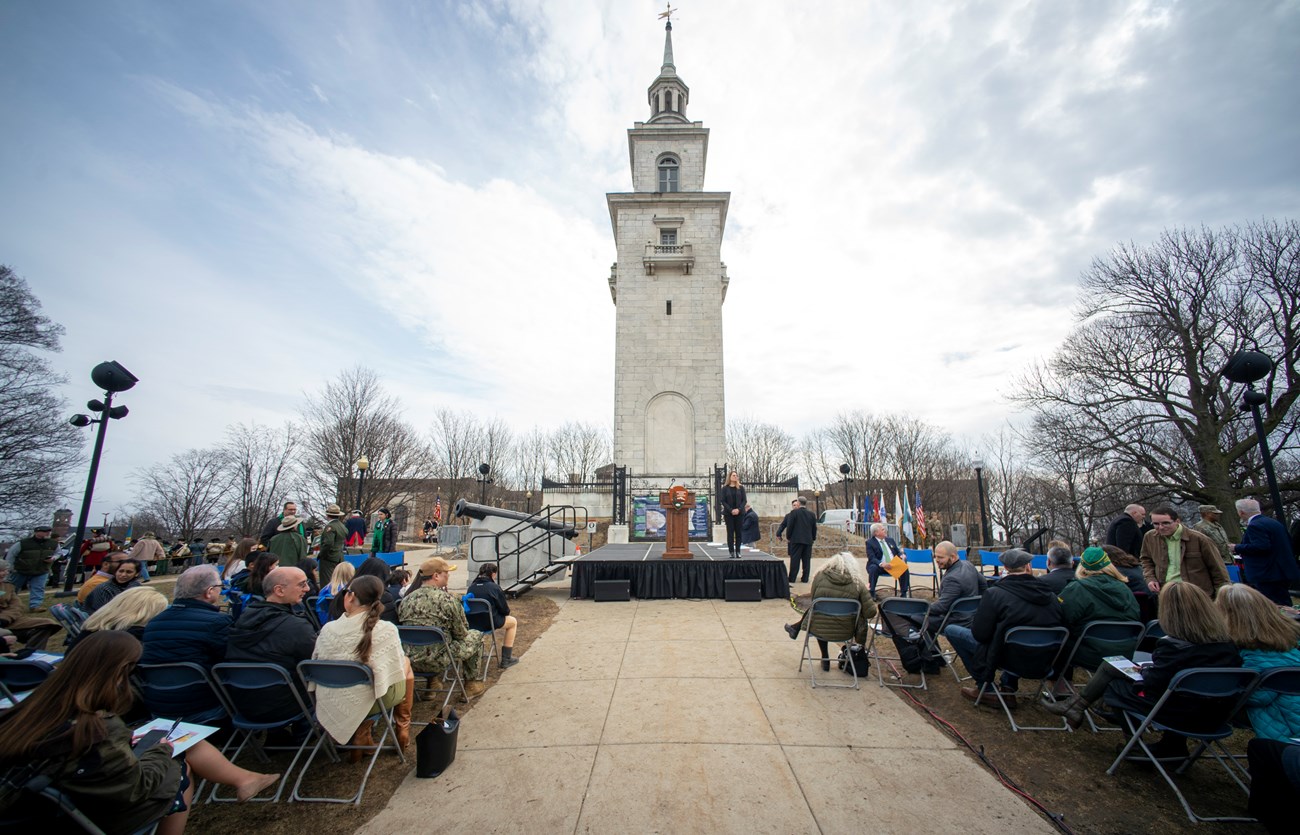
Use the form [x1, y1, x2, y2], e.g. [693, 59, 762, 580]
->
[607, 21, 730, 479]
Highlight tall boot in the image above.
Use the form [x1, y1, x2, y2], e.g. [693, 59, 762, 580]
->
[499, 646, 519, 669]
[394, 676, 415, 749]
[348, 720, 374, 763]
[1041, 694, 1088, 729]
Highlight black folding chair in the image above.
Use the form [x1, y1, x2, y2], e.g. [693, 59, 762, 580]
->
[972, 626, 1071, 732]
[1105, 667, 1260, 823]
[134, 662, 230, 724]
[921, 595, 981, 684]
[465, 598, 502, 681]
[866, 597, 931, 690]
[397, 625, 467, 712]
[1048, 620, 1144, 733]
[0, 658, 55, 704]
[797, 598, 862, 689]
[0, 769, 161, 833]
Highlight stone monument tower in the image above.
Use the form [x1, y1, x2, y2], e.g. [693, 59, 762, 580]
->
[607, 21, 730, 480]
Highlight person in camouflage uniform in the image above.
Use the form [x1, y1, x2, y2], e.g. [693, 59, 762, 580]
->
[318, 504, 349, 583]
[398, 556, 483, 689]
[1192, 504, 1234, 565]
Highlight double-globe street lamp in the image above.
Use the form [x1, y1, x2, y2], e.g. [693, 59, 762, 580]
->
[839, 463, 853, 514]
[1222, 350, 1287, 523]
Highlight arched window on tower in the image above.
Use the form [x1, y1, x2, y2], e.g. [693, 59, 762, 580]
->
[665, 90, 674, 112]
[653, 93, 660, 115]
[658, 156, 679, 193]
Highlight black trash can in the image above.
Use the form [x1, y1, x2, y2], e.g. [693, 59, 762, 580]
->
[416, 708, 460, 778]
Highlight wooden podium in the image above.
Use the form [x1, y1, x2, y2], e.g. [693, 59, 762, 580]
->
[659, 486, 694, 559]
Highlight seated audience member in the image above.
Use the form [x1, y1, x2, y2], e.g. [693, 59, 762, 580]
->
[466, 563, 521, 669]
[1040, 546, 1076, 595]
[356, 555, 399, 622]
[399, 557, 485, 695]
[233, 552, 278, 594]
[1216, 583, 1300, 742]
[1247, 737, 1300, 834]
[67, 586, 169, 652]
[225, 567, 319, 723]
[85, 558, 144, 615]
[943, 549, 1064, 707]
[298, 557, 321, 599]
[318, 561, 355, 624]
[0, 632, 277, 834]
[1101, 545, 1147, 596]
[781, 553, 877, 670]
[140, 566, 232, 721]
[0, 561, 61, 650]
[1045, 583, 1240, 757]
[221, 537, 255, 584]
[386, 569, 411, 602]
[1048, 547, 1140, 697]
[923, 540, 986, 635]
[312, 575, 414, 749]
[76, 551, 123, 606]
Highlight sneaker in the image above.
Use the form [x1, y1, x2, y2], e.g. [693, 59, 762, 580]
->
[28, 606, 47, 613]
[784, 623, 799, 640]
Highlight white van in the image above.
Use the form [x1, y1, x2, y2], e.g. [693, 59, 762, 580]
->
[817, 508, 859, 532]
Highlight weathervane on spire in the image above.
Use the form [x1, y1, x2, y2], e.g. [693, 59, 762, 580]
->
[658, 3, 676, 24]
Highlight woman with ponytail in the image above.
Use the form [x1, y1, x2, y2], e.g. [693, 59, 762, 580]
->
[311, 575, 415, 749]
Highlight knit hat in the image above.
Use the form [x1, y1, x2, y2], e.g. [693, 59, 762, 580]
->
[419, 556, 457, 576]
[1080, 546, 1111, 571]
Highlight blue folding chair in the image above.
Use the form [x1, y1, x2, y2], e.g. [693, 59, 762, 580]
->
[1047, 620, 1145, 733]
[1136, 618, 1166, 657]
[133, 662, 229, 725]
[208, 663, 326, 803]
[48, 604, 88, 643]
[973, 625, 1071, 732]
[0, 658, 55, 703]
[293, 660, 406, 805]
[903, 549, 938, 596]
[797, 598, 863, 689]
[464, 598, 501, 681]
[866, 597, 932, 690]
[1105, 667, 1260, 822]
[397, 625, 467, 712]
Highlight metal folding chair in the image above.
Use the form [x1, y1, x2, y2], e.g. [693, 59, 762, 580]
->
[797, 597, 862, 689]
[465, 598, 502, 681]
[292, 660, 406, 805]
[971, 625, 1071, 732]
[1047, 620, 1144, 733]
[0, 769, 161, 834]
[133, 662, 229, 724]
[0, 658, 55, 703]
[866, 597, 932, 690]
[921, 595, 982, 684]
[1105, 667, 1260, 822]
[48, 603, 88, 642]
[1136, 618, 1165, 656]
[903, 549, 938, 596]
[397, 625, 467, 712]
[208, 663, 327, 803]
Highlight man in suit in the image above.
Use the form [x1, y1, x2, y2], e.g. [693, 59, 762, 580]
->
[775, 497, 817, 584]
[1233, 498, 1299, 605]
[866, 522, 909, 599]
[1105, 504, 1147, 557]
[1039, 546, 1076, 595]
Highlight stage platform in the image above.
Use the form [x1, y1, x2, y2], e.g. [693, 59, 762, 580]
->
[569, 542, 791, 600]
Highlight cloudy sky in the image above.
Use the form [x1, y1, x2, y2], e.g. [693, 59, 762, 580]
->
[2, 0, 1298, 519]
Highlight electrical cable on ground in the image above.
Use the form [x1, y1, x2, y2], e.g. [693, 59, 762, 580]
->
[901, 689, 1078, 835]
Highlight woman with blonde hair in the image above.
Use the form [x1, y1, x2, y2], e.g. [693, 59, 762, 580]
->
[222, 537, 256, 583]
[67, 586, 169, 651]
[311, 575, 415, 750]
[781, 553, 877, 670]
[318, 560, 355, 624]
[719, 471, 747, 558]
[1216, 583, 1300, 741]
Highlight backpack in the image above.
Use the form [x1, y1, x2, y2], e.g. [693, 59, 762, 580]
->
[837, 644, 872, 676]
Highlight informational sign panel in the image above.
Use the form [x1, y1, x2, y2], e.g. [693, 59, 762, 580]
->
[631, 495, 711, 542]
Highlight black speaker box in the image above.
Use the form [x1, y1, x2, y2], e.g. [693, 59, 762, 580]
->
[724, 579, 762, 602]
[594, 580, 630, 602]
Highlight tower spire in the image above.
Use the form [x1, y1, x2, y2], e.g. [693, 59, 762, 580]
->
[662, 21, 675, 73]
[647, 8, 688, 122]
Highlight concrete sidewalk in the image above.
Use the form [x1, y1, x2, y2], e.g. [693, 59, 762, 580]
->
[358, 585, 1052, 834]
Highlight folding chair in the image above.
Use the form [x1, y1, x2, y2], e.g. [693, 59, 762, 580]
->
[293, 661, 406, 805]
[1136, 618, 1165, 656]
[1047, 620, 1144, 733]
[134, 662, 229, 724]
[397, 625, 467, 712]
[971, 625, 1071, 732]
[1105, 668, 1260, 822]
[797, 597, 862, 689]
[464, 598, 502, 681]
[866, 597, 931, 690]
[0, 658, 55, 703]
[903, 549, 938, 597]
[920, 595, 981, 684]
[48, 603, 88, 642]
[208, 663, 326, 803]
[0, 769, 161, 834]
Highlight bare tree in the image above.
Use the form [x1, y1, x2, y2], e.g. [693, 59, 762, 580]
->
[548, 422, 610, 483]
[726, 418, 798, 483]
[509, 427, 549, 493]
[1013, 221, 1300, 537]
[298, 367, 432, 517]
[133, 448, 229, 542]
[980, 426, 1034, 545]
[222, 422, 300, 536]
[0, 265, 83, 531]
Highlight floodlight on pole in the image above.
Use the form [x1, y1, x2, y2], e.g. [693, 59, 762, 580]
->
[1222, 350, 1286, 523]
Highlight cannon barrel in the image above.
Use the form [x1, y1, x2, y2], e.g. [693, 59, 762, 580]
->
[453, 499, 579, 539]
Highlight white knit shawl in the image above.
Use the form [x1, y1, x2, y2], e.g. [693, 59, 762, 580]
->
[311, 611, 407, 743]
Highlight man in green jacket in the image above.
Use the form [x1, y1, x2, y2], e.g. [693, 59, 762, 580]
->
[267, 515, 308, 568]
[5, 524, 58, 611]
[318, 504, 349, 583]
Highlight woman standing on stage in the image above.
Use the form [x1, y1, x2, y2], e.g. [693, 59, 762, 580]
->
[719, 471, 747, 559]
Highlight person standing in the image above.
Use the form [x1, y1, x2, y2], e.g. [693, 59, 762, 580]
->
[775, 497, 818, 584]
[318, 504, 349, 583]
[127, 531, 165, 581]
[865, 522, 909, 600]
[1233, 498, 1300, 606]
[1105, 504, 1148, 559]
[5, 524, 58, 612]
[1140, 505, 1231, 599]
[371, 507, 396, 555]
[1193, 505, 1234, 566]
[345, 510, 367, 547]
[260, 501, 303, 546]
[267, 515, 309, 568]
[719, 471, 747, 558]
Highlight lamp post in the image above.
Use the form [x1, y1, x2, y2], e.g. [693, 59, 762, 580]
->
[814, 490, 822, 518]
[477, 463, 493, 505]
[355, 455, 369, 511]
[973, 458, 992, 548]
[61, 361, 138, 594]
[526, 490, 533, 514]
[1222, 350, 1287, 524]
[839, 463, 853, 512]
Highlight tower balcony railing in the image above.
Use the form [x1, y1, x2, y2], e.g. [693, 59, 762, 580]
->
[643, 242, 694, 275]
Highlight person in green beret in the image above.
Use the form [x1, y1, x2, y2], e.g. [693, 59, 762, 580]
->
[1046, 546, 1142, 698]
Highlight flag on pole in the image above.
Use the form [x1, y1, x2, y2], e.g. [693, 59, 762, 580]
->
[870, 493, 880, 524]
[894, 489, 903, 537]
[878, 490, 887, 523]
[433, 496, 443, 523]
[902, 484, 914, 544]
[915, 488, 927, 544]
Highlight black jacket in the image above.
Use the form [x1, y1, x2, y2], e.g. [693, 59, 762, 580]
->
[719, 485, 747, 517]
[1105, 514, 1144, 558]
[84, 579, 141, 614]
[776, 507, 818, 546]
[969, 572, 1064, 680]
[1040, 567, 1075, 595]
[466, 576, 511, 630]
[740, 509, 761, 544]
[1104, 636, 1242, 731]
[225, 600, 319, 721]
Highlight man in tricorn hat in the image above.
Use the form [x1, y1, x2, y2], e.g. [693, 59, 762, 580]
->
[1193, 504, 1233, 565]
[318, 504, 349, 583]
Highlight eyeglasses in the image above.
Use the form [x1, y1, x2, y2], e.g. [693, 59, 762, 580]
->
[1152, 520, 1177, 528]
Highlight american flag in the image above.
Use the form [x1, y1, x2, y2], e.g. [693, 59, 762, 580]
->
[433, 496, 442, 523]
[915, 488, 927, 542]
